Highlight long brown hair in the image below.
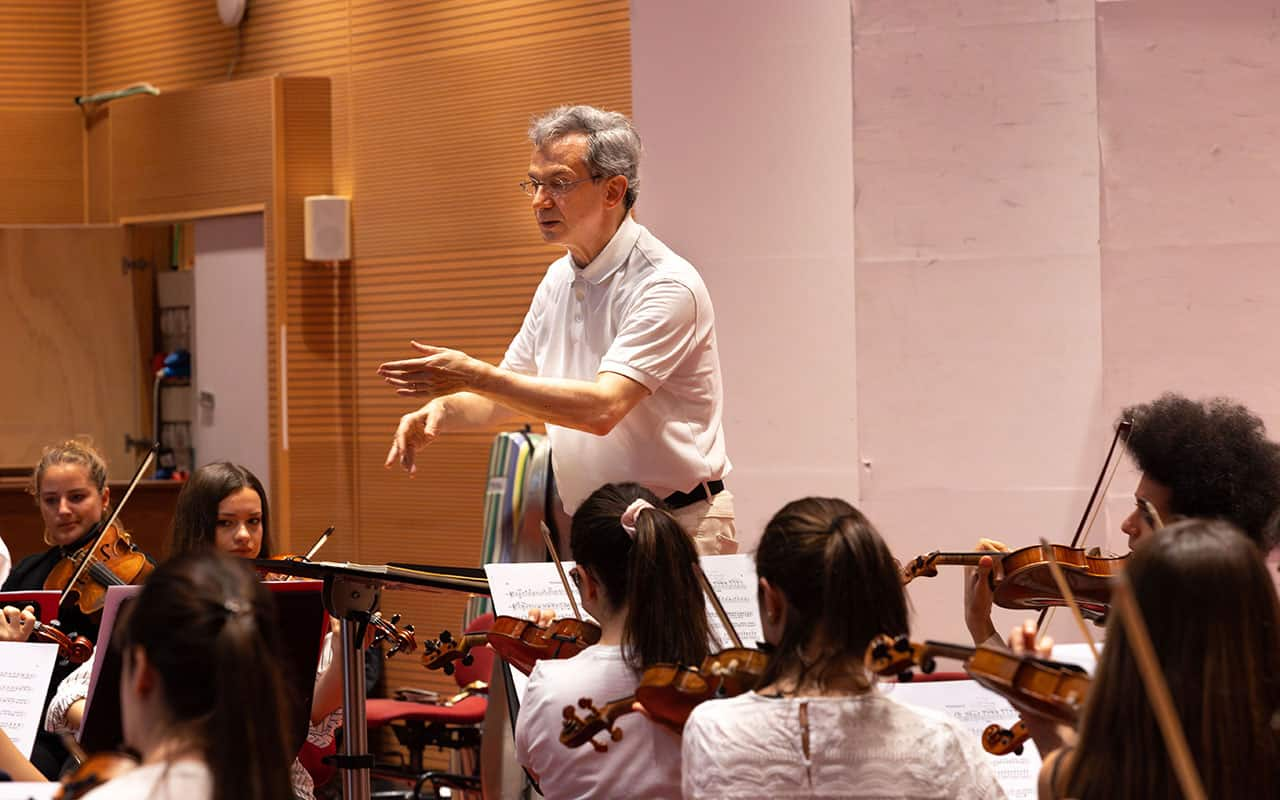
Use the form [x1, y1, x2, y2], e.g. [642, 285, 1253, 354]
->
[117, 551, 295, 800]
[1063, 518, 1280, 799]
[570, 482, 710, 670]
[170, 462, 273, 557]
[755, 497, 908, 692]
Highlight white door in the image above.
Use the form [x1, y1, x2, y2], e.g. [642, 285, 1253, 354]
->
[192, 214, 270, 495]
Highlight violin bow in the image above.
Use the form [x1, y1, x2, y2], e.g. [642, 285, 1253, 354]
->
[58, 443, 157, 606]
[1037, 537, 1100, 663]
[540, 521, 583, 621]
[1110, 571, 1207, 800]
[304, 525, 336, 560]
[695, 563, 744, 650]
[1036, 418, 1132, 632]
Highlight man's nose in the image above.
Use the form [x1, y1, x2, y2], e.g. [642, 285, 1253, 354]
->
[531, 184, 555, 208]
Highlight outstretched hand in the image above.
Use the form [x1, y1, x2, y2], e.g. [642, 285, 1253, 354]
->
[0, 605, 36, 642]
[377, 341, 485, 399]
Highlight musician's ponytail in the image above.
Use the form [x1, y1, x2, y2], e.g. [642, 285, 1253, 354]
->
[571, 482, 710, 670]
[117, 551, 295, 800]
[755, 497, 908, 691]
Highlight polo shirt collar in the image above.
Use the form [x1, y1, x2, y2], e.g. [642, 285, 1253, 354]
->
[576, 214, 640, 285]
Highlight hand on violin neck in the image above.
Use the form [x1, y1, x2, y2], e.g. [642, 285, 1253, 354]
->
[964, 538, 1009, 645]
[0, 605, 36, 642]
[1007, 620, 1054, 660]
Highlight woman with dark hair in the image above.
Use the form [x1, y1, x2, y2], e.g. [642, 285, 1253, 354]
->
[514, 482, 711, 800]
[81, 550, 297, 800]
[1038, 518, 1280, 799]
[682, 497, 1005, 799]
[965, 392, 1280, 647]
[44, 462, 340, 799]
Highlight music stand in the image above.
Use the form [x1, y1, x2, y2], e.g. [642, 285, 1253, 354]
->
[252, 560, 489, 800]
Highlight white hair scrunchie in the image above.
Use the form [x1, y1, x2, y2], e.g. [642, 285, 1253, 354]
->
[619, 498, 655, 538]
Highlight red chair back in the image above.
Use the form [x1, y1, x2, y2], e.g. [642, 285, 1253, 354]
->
[453, 612, 495, 687]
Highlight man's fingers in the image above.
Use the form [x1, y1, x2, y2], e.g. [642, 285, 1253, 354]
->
[410, 341, 443, 355]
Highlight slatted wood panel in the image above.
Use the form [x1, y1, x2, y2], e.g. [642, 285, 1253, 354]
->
[0, 226, 136, 474]
[0, 0, 82, 110]
[0, 109, 83, 223]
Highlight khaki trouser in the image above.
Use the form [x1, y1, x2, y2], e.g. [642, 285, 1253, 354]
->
[670, 489, 737, 555]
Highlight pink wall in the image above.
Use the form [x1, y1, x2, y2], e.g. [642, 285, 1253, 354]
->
[632, 0, 1280, 644]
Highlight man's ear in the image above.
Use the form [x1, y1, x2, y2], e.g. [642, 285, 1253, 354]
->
[602, 175, 628, 210]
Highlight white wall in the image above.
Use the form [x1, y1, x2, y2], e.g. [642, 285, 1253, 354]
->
[632, 0, 859, 551]
[632, 0, 1280, 646]
[193, 214, 270, 494]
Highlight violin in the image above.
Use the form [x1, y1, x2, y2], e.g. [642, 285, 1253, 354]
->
[982, 718, 1030, 756]
[865, 634, 1090, 748]
[900, 544, 1125, 622]
[258, 525, 335, 581]
[44, 522, 154, 616]
[485, 616, 602, 675]
[365, 610, 417, 659]
[55, 740, 140, 800]
[44, 448, 158, 615]
[421, 628, 490, 675]
[559, 646, 769, 751]
[30, 618, 94, 664]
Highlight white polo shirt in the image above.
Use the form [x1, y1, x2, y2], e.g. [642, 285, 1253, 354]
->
[501, 214, 729, 512]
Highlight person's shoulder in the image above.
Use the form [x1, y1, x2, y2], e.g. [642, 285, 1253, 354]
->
[685, 691, 766, 733]
[2, 546, 58, 590]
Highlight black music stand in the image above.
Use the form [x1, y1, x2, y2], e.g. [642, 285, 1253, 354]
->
[253, 560, 489, 800]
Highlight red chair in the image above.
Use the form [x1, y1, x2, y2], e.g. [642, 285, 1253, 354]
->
[367, 613, 494, 799]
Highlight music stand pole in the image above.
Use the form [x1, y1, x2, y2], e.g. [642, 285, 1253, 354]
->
[326, 574, 381, 800]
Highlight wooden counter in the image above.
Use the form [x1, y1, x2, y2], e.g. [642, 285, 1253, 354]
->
[0, 478, 182, 566]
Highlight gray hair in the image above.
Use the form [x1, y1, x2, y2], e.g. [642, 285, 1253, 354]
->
[529, 105, 641, 210]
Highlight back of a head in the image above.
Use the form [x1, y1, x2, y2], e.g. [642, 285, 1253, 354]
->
[528, 105, 642, 210]
[570, 482, 709, 669]
[170, 462, 272, 557]
[1067, 518, 1280, 799]
[755, 497, 908, 690]
[1122, 393, 1280, 548]
[119, 550, 295, 800]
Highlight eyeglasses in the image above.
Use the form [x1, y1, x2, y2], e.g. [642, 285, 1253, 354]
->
[519, 175, 602, 198]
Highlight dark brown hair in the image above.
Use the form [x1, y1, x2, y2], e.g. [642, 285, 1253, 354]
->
[1063, 518, 1280, 799]
[117, 551, 295, 800]
[170, 462, 272, 557]
[755, 497, 909, 691]
[570, 482, 710, 670]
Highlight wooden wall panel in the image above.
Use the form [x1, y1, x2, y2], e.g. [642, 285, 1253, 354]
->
[0, 0, 82, 110]
[0, 226, 136, 475]
[110, 79, 274, 220]
[0, 110, 83, 223]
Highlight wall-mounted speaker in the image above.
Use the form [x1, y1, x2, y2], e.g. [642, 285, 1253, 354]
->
[304, 195, 351, 262]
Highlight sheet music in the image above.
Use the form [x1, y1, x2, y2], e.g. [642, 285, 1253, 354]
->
[883, 679, 1041, 799]
[698, 554, 763, 648]
[0, 642, 58, 758]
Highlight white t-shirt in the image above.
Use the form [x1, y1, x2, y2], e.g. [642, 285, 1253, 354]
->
[81, 759, 211, 800]
[682, 690, 1008, 799]
[514, 644, 682, 800]
[501, 214, 730, 512]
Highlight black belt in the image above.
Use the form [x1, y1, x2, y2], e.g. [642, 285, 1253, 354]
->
[663, 480, 725, 510]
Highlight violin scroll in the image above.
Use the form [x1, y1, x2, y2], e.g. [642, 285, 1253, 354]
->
[982, 719, 1029, 756]
[864, 634, 937, 681]
[366, 611, 417, 659]
[560, 696, 628, 752]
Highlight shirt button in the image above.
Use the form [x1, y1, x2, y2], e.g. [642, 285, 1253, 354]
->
[575, 314, 583, 322]
[575, 289, 585, 302]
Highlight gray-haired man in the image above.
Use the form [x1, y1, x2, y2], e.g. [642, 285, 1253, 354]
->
[379, 105, 734, 554]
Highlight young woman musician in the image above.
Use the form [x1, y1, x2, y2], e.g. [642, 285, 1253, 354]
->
[682, 497, 1006, 799]
[514, 482, 711, 800]
[44, 462, 342, 799]
[964, 394, 1280, 646]
[1037, 518, 1280, 799]
[82, 550, 297, 800]
[2, 439, 153, 777]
